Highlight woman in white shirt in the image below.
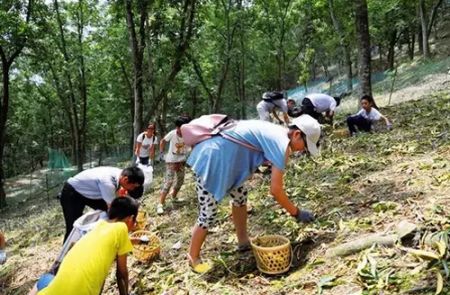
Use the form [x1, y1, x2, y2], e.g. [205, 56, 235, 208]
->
[135, 123, 158, 165]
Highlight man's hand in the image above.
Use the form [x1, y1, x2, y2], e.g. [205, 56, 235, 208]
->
[294, 208, 315, 223]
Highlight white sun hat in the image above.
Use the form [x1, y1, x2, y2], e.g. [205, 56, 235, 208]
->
[291, 115, 321, 156]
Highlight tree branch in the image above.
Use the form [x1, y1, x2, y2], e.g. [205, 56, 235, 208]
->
[426, 0, 444, 36]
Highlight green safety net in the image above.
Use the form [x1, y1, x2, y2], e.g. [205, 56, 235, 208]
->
[46, 148, 77, 187]
[47, 148, 72, 169]
[287, 71, 388, 100]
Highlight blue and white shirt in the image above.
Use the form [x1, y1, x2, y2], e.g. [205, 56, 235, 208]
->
[187, 120, 289, 201]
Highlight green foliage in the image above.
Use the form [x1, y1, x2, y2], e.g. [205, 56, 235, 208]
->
[1, 0, 448, 179]
[298, 48, 315, 88]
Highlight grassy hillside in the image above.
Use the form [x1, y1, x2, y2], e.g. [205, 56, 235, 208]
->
[0, 70, 449, 294]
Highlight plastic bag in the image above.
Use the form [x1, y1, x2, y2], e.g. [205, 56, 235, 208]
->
[137, 163, 153, 192]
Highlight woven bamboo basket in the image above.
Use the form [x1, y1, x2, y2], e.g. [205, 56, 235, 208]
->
[332, 128, 349, 138]
[250, 235, 291, 275]
[135, 210, 148, 230]
[130, 230, 160, 263]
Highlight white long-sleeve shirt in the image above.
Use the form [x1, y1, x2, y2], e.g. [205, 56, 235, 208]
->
[305, 93, 337, 112]
[67, 167, 121, 204]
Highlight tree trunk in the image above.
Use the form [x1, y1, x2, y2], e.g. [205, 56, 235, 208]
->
[408, 27, 415, 60]
[54, 0, 84, 171]
[189, 0, 234, 114]
[0, 59, 10, 208]
[237, 0, 247, 119]
[143, 0, 197, 124]
[48, 62, 76, 163]
[239, 37, 247, 119]
[426, 0, 444, 39]
[190, 87, 198, 118]
[417, 27, 423, 54]
[343, 46, 353, 91]
[328, 0, 352, 91]
[419, 0, 430, 58]
[387, 30, 397, 70]
[0, 0, 32, 207]
[145, 17, 157, 104]
[76, 0, 88, 172]
[119, 60, 135, 151]
[278, 0, 292, 90]
[124, 0, 148, 150]
[354, 0, 372, 97]
[322, 62, 329, 78]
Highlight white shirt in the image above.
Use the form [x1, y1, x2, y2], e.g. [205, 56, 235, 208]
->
[163, 129, 188, 163]
[256, 99, 288, 113]
[136, 132, 158, 157]
[356, 108, 382, 121]
[306, 93, 337, 112]
[67, 167, 121, 204]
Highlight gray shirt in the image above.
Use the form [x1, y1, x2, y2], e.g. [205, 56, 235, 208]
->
[67, 167, 121, 203]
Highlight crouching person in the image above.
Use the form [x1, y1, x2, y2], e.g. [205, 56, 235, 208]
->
[346, 95, 391, 136]
[29, 197, 138, 295]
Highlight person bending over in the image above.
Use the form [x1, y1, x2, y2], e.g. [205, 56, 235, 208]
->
[59, 166, 144, 242]
[186, 115, 321, 272]
[30, 197, 139, 295]
[300, 93, 341, 124]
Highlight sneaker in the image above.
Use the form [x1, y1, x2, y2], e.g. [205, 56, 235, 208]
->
[173, 196, 185, 203]
[156, 204, 164, 215]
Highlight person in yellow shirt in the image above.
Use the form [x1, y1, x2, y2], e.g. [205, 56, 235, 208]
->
[30, 196, 139, 295]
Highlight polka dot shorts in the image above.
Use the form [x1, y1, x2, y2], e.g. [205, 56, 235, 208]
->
[195, 177, 248, 229]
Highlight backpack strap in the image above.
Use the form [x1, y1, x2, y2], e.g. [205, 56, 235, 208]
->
[215, 118, 262, 152]
[220, 133, 262, 152]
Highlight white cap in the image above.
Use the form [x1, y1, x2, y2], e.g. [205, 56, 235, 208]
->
[291, 115, 321, 156]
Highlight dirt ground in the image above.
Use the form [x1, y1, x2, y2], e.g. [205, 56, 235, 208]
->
[0, 68, 449, 294]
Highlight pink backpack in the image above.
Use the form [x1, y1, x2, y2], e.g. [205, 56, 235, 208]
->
[180, 114, 260, 151]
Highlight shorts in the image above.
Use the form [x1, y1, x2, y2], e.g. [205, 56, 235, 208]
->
[139, 156, 149, 165]
[160, 162, 185, 193]
[195, 177, 248, 229]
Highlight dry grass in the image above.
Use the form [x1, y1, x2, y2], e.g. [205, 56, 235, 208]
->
[1, 84, 449, 294]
